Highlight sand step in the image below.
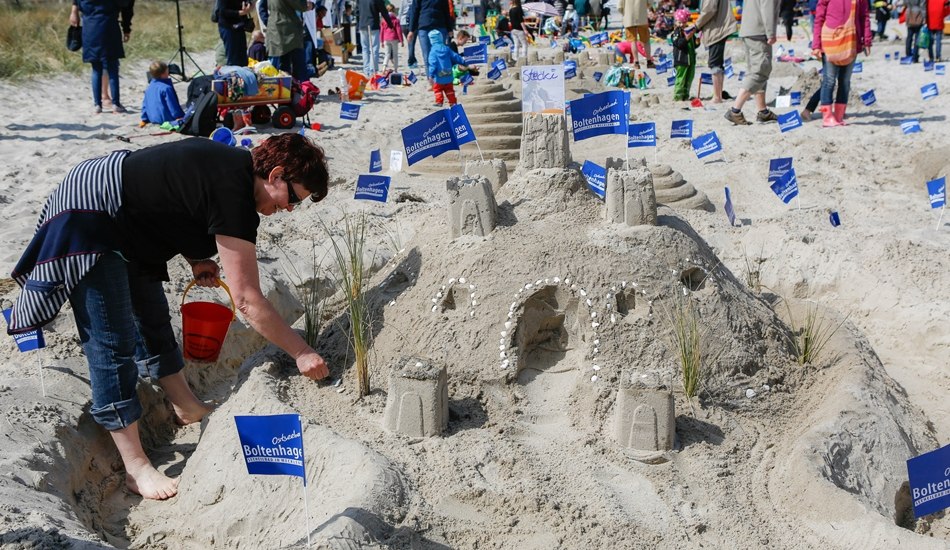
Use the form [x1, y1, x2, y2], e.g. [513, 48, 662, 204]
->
[462, 98, 523, 115]
[467, 122, 523, 137]
[468, 83, 507, 96]
[461, 89, 516, 103]
[468, 111, 523, 124]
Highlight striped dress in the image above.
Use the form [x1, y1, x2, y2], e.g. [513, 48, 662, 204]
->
[6, 151, 129, 334]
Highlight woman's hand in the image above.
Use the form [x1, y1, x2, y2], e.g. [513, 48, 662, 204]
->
[811, 48, 822, 58]
[190, 259, 221, 287]
[70, 5, 80, 26]
[864, 46, 871, 56]
[296, 351, 329, 380]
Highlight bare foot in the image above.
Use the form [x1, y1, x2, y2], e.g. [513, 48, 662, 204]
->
[125, 461, 179, 500]
[172, 401, 214, 426]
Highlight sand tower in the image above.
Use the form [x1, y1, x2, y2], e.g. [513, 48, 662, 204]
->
[465, 158, 508, 193]
[603, 159, 658, 226]
[648, 164, 714, 211]
[612, 371, 676, 462]
[520, 114, 572, 171]
[383, 356, 449, 437]
[446, 176, 498, 238]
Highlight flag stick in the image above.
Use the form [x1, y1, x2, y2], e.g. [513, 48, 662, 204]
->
[302, 420, 312, 548]
[458, 150, 464, 171]
[654, 145, 657, 165]
[937, 206, 946, 231]
[37, 352, 46, 398]
[474, 139, 485, 161]
[624, 136, 628, 167]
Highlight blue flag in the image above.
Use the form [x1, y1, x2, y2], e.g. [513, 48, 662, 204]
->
[581, 160, 606, 199]
[768, 157, 794, 183]
[778, 110, 803, 133]
[790, 91, 802, 105]
[234, 414, 306, 483]
[593, 71, 603, 82]
[627, 122, 656, 148]
[885, 53, 891, 60]
[901, 118, 922, 134]
[927, 176, 947, 209]
[493, 37, 509, 48]
[401, 110, 459, 166]
[770, 168, 799, 204]
[340, 102, 361, 120]
[671, 119, 693, 138]
[901, 56, 913, 64]
[378, 78, 390, 89]
[2, 309, 46, 353]
[725, 65, 735, 79]
[691, 131, 723, 159]
[462, 44, 488, 64]
[923, 60, 934, 72]
[666, 74, 676, 87]
[460, 72, 474, 85]
[906, 443, 950, 518]
[564, 60, 577, 79]
[478, 35, 490, 45]
[724, 187, 736, 226]
[700, 73, 713, 85]
[569, 90, 629, 141]
[487, 67, 502, 80]
[739, 70, 746, 81]
[921, 83, 939, 100]
[861, 89, 876, 106]
[937, 64, 946, 75]
[492, 58, 508, 72]
[724, 57, 732, 70]
[369, 149, 382, 173]
[656, 62, 668, 75]
[355, 174, 392, 202]
[852, 61, 863, 73]
[450, 104, 476, 146]
[407, 71, 418, 84]
[829, 211, 841, 226]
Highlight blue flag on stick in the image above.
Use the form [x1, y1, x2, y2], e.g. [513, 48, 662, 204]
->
[770, 168, 799, 204]
[407, 71, 418, 84]
[478, 35, 490, 45]
[487, 67, 502, 80]
[790, 91, 802, 105]
[923, 61, 934, 72]
[927, 176, 946, 209]
[921, 83, 939, 100]
[581, 160, 606, 199]
[724, 65, 735, 79]
[861, 89, 876, 106]
[340, 102, 361, 120]
[901, 56, 913, 64]
[569, 90, 629, 141]
[937, 64, 946, 75]
[906, 443, 950, 518]
[724, 187, 736, 226]
[700, 73, 713, 85]
[829, 211, 841, 226]
[901, 118, 922, 134]
[691, 131, 723, 159]
[627, 122, 657, 148]
[401, 110, 459, 166]
[354, 174, 392, 202]
[768, 157, 794, 183]
[234, 414, 306, 483]
[666, 74, 676, 87]
[778, 110, 803, 133]
[462, 44, 488, 64]
[492, 58, 508, 71]
[564, 60, 577, 79]
[852, 61, 863, 73]
[369, 149, 382, 173]
[671, 119, 693, 138]
[493, 37, 509, 48]
[2, 309, 45, 353]
[593, 71, 603, 82]
[450, 104, 476, 146]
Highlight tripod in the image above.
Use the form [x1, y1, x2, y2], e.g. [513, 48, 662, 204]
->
[167, 0, 205, 82]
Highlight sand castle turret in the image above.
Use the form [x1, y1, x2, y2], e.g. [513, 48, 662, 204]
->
[648, 164, 714, 212]
[446, 176, 498, 238]
[465, 159, 508, 193]
[603, 158, 658, 226]
[612, 371, 676, 462]
[520, 114, 572, 171]
[383, 357, 449, 437]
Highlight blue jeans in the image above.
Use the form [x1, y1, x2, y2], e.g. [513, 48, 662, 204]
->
[90, 58, 120, 108]
[69, 253, 185, 431]
[359, 28, 381, 75]
[907, 26, 921, 61]
[269, 48, 308, 81]
[928, 30, 943, 61]
[820, 58, 853, 105]
[418, 28, 447, 70]
[407, 30, 419, 66]
[219, 24, 248, 67]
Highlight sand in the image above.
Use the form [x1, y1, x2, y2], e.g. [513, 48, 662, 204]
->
[1, 20, 949, 550]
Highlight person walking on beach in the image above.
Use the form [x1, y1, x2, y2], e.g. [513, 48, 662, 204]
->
[6, 134, 331, 501]
[427, 29, 468, 106]
[925, 0, 945, 61]
[724, 0, 779, 125]
[409, 0, 456, 71]
[380, 3, 404, 71]
[398, 0, 420, 68]
[812, 0, 871, 126]
[70, 0, 133, 114]
[903, 0, 926, 62]
[619, 0, 655, 67]
[216, 0, 254, 67]
[266, 0, 314, 81]
[509, 0, 531, 62]
[357, 0, 393, 75]
[694, 0, 737, 103]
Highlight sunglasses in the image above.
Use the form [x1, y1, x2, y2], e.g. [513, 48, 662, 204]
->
[286, 179, 304, 206]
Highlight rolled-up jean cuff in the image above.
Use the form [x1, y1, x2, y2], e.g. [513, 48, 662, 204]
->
[709, 67, 724, 74]
[137, 345, 185, 380]
[91, 395, 143, 431]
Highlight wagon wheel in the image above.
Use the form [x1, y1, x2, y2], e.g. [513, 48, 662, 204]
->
[251, 105, 272, 125]
[272, 106, 296, 129]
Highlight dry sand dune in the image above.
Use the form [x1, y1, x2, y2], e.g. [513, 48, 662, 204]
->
[0, 24, 948, 549]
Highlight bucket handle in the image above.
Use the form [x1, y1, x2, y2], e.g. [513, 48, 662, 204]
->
[181, 279, 237, 320]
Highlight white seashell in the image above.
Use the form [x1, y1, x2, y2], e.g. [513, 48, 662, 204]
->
[499, 339, 505, 345]
[431, 306, 438, 312]
[500, 352, 506, 359]
[544, 278, 549, 284]
[610, 314, 616, 323]
[762, 384, 771, 391]
[459, 277, 466, 284]
[504, 322, 512, 330]
[470, 311, 475, 317]
[746, 388, 757, 399]
[472, 300, 477, 307]
[449, 278, 456, 284]
[431, 298, 438, 303]
[591, 322, 600, 328]
[592, 365, 600, 371]
[591, 312, 597, 318]
[593, 347, 599, 354]
[535, 279, 542, 285]
[502, 359, 509, 367]
[510, 302, 517, 310]
[500, 364, 508, 369]
[501, 331, 507, 337]
[632, 282, 638, 287]
[621, 281, 627, 287]
[682, 288, 688, 296]
[415, 362, 423, 367]
[553, 277, 560, 283]
[591, 375, 598, 382]
[499, 345, 505, 351]
[389, 300, 396, 306]
[571, 283, 577, 290]
[525, 283, 533, 290]
[586, 298, 592, 307]
[469, 284, 475, 290]
[508, 312, 513, 318]
[641, 290, 646, 295]
[436, 292, 443, 298]
[594, 339, 600, 345]
[337, 387, 346, 393]
[580, 289, 587, 296]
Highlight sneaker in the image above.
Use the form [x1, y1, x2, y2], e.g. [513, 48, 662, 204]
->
[433, 102, 444, 107]
[724, 109, 752, 125]
[93, 105, 102, 114]
[408, 62, 419, 69]
[113, 104, 128, 114]
[756, 109, 778, 122]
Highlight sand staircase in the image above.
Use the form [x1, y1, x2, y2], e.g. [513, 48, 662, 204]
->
[411, 82, 522, 175]
[648, 164, 714, 211]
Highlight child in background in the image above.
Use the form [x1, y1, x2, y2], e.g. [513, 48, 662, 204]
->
[450, 28, 471, 53]
[140, 61, 185, 126]
[248, 30, 267, 62]
[670, 9, 698, 101]
[427, 29, 468, 106]
[380, 3, 404, 71]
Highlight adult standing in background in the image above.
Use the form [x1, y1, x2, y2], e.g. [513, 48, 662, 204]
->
[694, 0, 737, 103]
[216, 0, 254, 67]
[509, 0, 530, 62]
[903, 0, 926, 62]
[779, 0, 796, 40]
[589, 0, 603, 30]
[619, 0, 655, 67]
[70, 0, 133, 114]
[399, 0, 420, 68]
[812, 0, 871, 125]
[925, 0, 944, 61]
[724, 0, 779, 124]
[408, 0, 456, 70]
[357, 0, 393, 75]
[267, 0, 314, 81]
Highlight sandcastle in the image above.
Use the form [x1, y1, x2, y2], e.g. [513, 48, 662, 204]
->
[382, 357, 449, 437]
[519, 113, 572, 171]
[445, 175, 498, 238]
[612, 371, 676, 462]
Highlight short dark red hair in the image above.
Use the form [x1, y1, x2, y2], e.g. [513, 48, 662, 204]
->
[251, 133, 329, 202]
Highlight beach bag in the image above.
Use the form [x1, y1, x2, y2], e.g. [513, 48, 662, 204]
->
[66, 25, 82, 52]
[290, 80, 320, 116]
[185, 75, 214, 109]
[821, 0, 857, 66]
[918, 27, 931, 49]
[180, 91, 218, 137]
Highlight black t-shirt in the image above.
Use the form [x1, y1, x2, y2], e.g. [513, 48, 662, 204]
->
[118, 138, 260, 276]
[509, 6, 524, 29]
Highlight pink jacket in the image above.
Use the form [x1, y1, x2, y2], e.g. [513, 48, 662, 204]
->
[381, 16, 403, 42]
[813, 0, 872, 51]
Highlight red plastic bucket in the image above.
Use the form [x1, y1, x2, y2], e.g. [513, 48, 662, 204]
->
[180, 280, 235, 362]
